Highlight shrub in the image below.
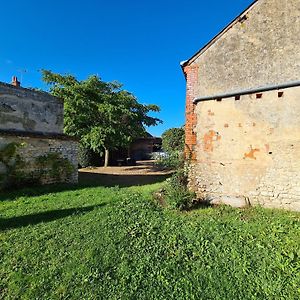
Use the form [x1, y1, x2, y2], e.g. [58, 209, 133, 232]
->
[165, 168, 196, 210]
[78, 146, 94, 168]
[155, 151, 184, 169]
[78, 145, 102, 168]
[161, 127, 185, 153]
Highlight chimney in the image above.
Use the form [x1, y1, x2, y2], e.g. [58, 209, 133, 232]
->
[11, 76, 20, 87]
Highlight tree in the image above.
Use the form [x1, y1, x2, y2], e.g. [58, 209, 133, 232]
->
[41, 70, 162, 166]
[161, 127, 185, 154]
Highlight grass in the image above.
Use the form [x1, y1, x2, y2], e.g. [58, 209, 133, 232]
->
[0, 182, 300, 299]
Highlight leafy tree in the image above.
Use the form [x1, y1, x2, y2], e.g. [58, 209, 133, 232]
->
[156, 127, 185, 169]
[42, 70, 161, 166]
[161, 127, 185, 154]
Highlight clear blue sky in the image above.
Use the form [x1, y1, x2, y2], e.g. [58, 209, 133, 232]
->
[0, 0, 253, 137]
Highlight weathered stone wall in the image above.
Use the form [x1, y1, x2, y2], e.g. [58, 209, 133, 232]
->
[189, 86, 300, 211]
[0, 133, 78, 186]
[193, 0, 300, 98]
[0, 82, 64, 133]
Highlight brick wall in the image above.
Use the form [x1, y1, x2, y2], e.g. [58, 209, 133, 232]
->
[183, 64, 198, 160]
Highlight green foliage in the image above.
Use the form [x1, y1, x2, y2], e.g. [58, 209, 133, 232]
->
[157, 127, 185, 169]
[0, 183, 300, 299]
[36, 153, 74, 182]
[0, 144, 74, 189]
[155, 150, 184, 169]
[78, 145, 103, 168]
[0, 142, 26, 189]
[41, 70, 162, 165]
[165, 168, 196, 210]
[78, 146, 92, 168]
[162, 127, 185, 153]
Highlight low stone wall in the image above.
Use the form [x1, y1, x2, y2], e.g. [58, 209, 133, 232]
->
[188, 86, 300, 211]
[0, 132, 78, 188]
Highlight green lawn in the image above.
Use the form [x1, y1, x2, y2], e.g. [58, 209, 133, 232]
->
[0, 182, 300, 299]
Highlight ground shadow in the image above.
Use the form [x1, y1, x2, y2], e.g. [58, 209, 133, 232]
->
[185, 200, 213, 211]
[0, 172, 172, 202]
[123, 166, 170, 172]
[79, 172, 171, 188]
[122, 161, 171, 173]
[0, 203, 106, 231]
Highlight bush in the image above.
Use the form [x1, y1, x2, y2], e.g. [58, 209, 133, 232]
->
[155, 151, 184, 169]
[165, 168, 196, 210]
[78, 146, 93, 168]
[78, 145, 103, 168]
[161, 127, 185, 153]
[156, 127, 185, 170]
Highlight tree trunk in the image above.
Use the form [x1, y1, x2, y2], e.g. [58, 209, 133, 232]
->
[104, 148, 109, 167]
[127, 147, 131, 158]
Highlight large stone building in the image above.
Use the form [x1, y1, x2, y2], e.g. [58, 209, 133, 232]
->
[0, 77, 78, 188]
[181, 0, 300, 210]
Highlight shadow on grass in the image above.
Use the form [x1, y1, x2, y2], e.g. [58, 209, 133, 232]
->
[79, 172, 171, 188]
[185, 201, 213, 212]
[0, 172, 171, 202]
[0, 203, 106, 231]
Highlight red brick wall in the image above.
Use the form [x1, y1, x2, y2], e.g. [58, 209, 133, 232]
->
[183, 64, 199, 160]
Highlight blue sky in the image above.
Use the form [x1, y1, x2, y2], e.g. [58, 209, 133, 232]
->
[0, 0, 253, 136]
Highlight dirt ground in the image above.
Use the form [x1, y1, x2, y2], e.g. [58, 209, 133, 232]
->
[79, 160, 173, 187]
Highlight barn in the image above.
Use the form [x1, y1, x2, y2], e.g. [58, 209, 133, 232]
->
[181, 0, 300, 210]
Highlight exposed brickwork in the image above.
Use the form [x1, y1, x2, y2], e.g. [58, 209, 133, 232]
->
[11, 76, 20, 87]
[183, 64, 198, 160]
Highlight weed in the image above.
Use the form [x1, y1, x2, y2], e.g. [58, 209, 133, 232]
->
[165, 168, 196, 210]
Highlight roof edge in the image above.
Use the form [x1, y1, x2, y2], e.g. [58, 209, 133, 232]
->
[181, 0, 259, 69]
[0, 81, 62, 103]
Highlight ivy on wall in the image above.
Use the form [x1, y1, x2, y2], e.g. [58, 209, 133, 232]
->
[0, 142, 26, 189]
[36, 152, 74, 183]
[0, 142, 74, 190]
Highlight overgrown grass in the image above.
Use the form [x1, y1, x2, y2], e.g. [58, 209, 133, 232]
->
[0, 183, 300, 299]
